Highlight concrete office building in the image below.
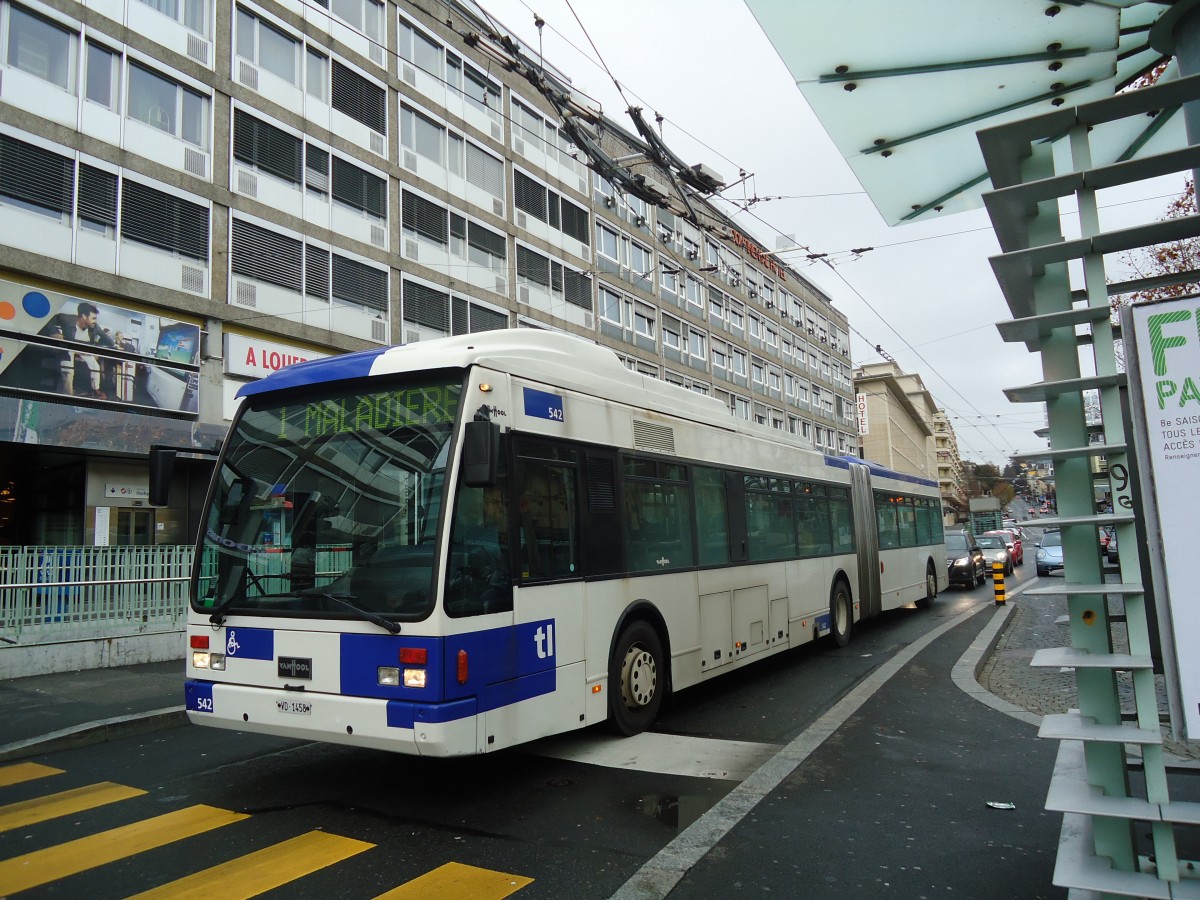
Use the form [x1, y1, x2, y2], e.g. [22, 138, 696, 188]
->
[0, 0, 855, 548]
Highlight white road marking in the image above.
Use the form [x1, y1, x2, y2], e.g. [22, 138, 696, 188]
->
[526, 732, 779, 781]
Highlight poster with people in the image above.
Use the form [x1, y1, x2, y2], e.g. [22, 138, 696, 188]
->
[0, 280, 201, 412]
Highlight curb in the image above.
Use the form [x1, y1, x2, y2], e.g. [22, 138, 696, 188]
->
[952, 580, 1042, 727]
[0, 706, 188, 763]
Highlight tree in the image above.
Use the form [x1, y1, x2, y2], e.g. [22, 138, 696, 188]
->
[991, 482, 1015, 508]
[1114, 178, 1199, 306]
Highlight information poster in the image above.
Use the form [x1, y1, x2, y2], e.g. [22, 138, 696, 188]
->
[1129, 296, 1200, 736]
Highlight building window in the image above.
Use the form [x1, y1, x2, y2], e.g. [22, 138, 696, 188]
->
[331, 0, 382, 42]
[404, 279, 449, 333]
[137, 0, 209, 34]
[85, 41, 118, 108]
[121, 179, 209, 261]
[401, 103, 442, 163]
[449, 55, 500, 116]
[232, 217, 301, 289]
[727, 300, 744, 331]
[595, 222, 619, 262]
[633, 302, 655, 340]
[710, 339, 728, 373]
[236, 7, 298, 85]
[516, 244, 551, 289]
[514, 170, 547, 222]
[5, 4, 74, 90]
[128, 62, 209, 149]
[332, 60, 385, 133]
[629, 241, 652, 288]
[306, 47, 327, 101]
[333, 253, 387, 312]
[662, 316, 681, 351]
[465, 141, 503, 199]
[331, 155, 386, 219]
[732, 348, 747, 378]
[688, 328, 706, 361]
[233, 109, 301, 184]
[78, 164, 117, 234]
[599, 285, 625, 327]
[0, 132, 72, 220]
[306, 244, 329, 297]
[402, 189, 447, 245]
[398, 18, 441, 74]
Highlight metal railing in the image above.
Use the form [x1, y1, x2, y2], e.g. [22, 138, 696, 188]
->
[0, 545, 194, 645]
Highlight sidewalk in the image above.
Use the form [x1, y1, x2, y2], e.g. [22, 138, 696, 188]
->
[0, 658, 186, 762]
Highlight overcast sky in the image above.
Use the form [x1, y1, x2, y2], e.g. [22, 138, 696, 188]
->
[474, 0, 1182, 467]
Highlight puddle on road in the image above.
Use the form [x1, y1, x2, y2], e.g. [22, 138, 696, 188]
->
[637, 792, 707, 830]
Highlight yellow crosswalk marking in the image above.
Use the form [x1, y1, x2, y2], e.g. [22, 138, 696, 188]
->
[373, 862, 533, 900]
[0, 763, 64, 788]
[0, 804, 248, 895]
[127, 830, 374, 899]
[0, 782, 146, 833]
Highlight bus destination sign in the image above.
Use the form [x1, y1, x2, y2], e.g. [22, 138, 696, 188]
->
[275, 385, 462, 438]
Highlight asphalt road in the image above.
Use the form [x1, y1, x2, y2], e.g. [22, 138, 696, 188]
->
[0, 570, 1057, 899]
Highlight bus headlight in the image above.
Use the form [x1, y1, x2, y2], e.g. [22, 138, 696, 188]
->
[403, 668, 426, 688]
[378, 666, 400, 686]
[193, 650, 210, 668]
[210, 653, 225, 671]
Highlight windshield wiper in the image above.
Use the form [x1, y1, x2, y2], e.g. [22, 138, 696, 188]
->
[208, 590, 294, 626]
[302, 590, 401, 635]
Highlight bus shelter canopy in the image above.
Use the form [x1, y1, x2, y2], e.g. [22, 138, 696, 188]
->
[744, 0, 1186, 225]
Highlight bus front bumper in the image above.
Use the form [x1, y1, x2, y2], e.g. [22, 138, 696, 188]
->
[184, 680, 480, 757]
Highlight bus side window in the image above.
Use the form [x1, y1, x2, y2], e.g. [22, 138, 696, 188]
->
[517, 456, 578, 581]
[828, 487, 855, 554]
[898, 499, 918, 548]
[875, 492, 900, 549]
[694, 467, 730, 566]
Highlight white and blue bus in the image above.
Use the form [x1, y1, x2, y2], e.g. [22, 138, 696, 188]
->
[175, 331, 947, 756]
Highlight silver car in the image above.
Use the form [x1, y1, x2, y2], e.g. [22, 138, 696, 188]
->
[1037, 530, 1064, 576]
[975, 534, 1013, 576]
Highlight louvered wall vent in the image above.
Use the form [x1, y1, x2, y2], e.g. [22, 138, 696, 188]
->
[187, 34, 209, 64]
[184, 148, 207, 178]
[633, 421, 675, 454]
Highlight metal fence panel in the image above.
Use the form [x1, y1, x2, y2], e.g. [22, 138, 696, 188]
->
[0, 545, 193, 644]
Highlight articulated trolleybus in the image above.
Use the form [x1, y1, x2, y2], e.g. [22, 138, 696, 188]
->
[178, 331, 947, 756]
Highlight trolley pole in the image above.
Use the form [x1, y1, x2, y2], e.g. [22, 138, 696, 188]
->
[991, 561, 1006, 605]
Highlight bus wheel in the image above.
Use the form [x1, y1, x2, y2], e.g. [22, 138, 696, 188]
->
[608, 620, 664, 736]
[916, 563, 936, 610]
[830, 582, 852, 648]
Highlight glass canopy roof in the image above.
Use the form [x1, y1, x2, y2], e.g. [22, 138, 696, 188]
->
[744, 0, 1187, 225]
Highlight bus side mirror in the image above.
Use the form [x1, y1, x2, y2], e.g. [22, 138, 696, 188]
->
[149, 448, 176, 506]
[463, 420, 500, 487]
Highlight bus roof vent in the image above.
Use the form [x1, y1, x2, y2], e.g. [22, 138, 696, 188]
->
[633, 420, 675, 454]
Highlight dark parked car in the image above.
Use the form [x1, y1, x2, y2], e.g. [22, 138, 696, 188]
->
[1106, 529, 1119, 565]
[1037, 529, 1065, 576]
[945, 529, 987, 588]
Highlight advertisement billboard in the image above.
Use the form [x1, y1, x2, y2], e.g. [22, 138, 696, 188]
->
[1125, 296, 1200, 738]
[0, 280, 201, 413]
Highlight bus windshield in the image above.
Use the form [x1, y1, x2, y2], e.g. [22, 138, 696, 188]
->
[196, 376, 464, 622]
